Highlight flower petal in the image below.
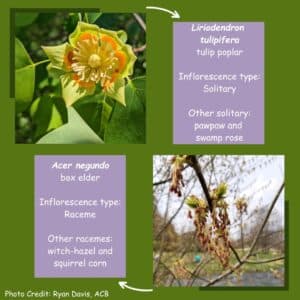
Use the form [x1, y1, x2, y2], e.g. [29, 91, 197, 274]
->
[99, 29, 137, 78]
[99, 27, 126, 49]
[69, 21, 100, 47]
[42, 43, 72, 71]
[117, 30, 127, 43]
[61, 74, 95, 106]
[119, 44, 137, 77]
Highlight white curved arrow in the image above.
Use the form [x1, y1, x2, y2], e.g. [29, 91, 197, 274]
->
[118, 281, 153, 292]
[146, 6, 180, 19]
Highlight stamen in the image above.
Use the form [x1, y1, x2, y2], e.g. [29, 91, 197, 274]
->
[70, 35, 121, 87]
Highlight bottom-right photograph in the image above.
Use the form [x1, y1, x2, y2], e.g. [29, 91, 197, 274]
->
[153, 155, 285, 287]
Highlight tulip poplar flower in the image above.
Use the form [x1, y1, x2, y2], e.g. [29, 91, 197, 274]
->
[42, 22, 136, 106]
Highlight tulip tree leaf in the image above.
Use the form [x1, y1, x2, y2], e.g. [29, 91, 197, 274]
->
[73, 93, 112, 139]
[104, 76, 145, 143]
[105, 78, 126, 106]
[15, 38, 35, 113]
[30, 95, 67, 141]
[31, 95, 53, 140]
[73, 98, 102, 136]
[37, 107, 104, 144]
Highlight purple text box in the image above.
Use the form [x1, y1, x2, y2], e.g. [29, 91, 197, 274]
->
[35, 155, 126, 277]
[173, 22, 264, 144]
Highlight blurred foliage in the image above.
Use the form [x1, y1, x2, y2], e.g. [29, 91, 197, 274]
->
[15, 12, 146, 143]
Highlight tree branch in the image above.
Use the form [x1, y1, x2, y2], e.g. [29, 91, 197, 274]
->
[229, 245, 242, 264]
[133, 13, 146, 31]
[186, 155, 242, 263]
[153, 165, 189, 186]
[247, 182, 284, 255]
[133, 44, 146, 53]
[187, 257, 213, 286]
[155, 178, 196, 240]
[204, 182, 285, 286]
[186, 155, 212, 210]
[155, 196, 186, 240]
[132, 13, 146, 53]
[245, 256, 284, 264]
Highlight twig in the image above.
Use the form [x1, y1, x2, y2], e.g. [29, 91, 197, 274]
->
[153, 196, 171, 281]
[186, 155, 212, 210]
[250, 239, 284, 256]
[247, 183, 284, 255]
[180, 231, 196, 259]
[187, 258, 212, 286]
[155, 177, 196, 240]
[132, 13, 146, 53]
[153, 165, 189, 186]
[245, 256, 284, 264]
[159, 261, 182, 286]
[186, 155, 242, 263]
[153, 155, 205, 187]
[133, 44, 147, 53]
[155, 197, 185, 240]
[133, 13, 146, 31]
[229, 244, 242, 264]
[204, 182, 285, 286]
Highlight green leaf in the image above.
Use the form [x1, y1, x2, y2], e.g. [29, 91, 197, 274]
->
[85, 12, 102, 23]
[31, 95, 53, 140]
[15, 12, 38, 27]
[100, 101, 112, 138]
[15, 38, 33, 69]
[15, 38, 35, 113]
[30, 96, 67, 140]
[104, 77, 145, 144]
[105, 78, 125, 106]
[48, 102, 64, 131]
[73, 95, 102, 136]
[73, 92, 113, 139]
[53, 97, 68, 124]
[65, 13, 80, 33]
[61, 74, 95, 106]
[37, 107, 104, 144]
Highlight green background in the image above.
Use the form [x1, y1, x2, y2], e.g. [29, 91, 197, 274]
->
[0, 0, 298, 299]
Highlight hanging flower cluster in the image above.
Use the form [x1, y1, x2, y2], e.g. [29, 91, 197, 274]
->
[235, 197, 248, 214]
[42, 22, 136, 106]
[185, 183, 231, 268]
[169, 155, 187, 197]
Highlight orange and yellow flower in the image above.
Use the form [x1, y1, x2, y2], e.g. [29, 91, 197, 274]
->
[42, 22, 136, 106]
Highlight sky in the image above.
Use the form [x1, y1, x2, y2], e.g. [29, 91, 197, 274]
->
[153, 155, 285, 237]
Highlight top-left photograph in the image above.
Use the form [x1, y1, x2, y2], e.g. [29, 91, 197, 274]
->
[12, 10, 146, 144]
